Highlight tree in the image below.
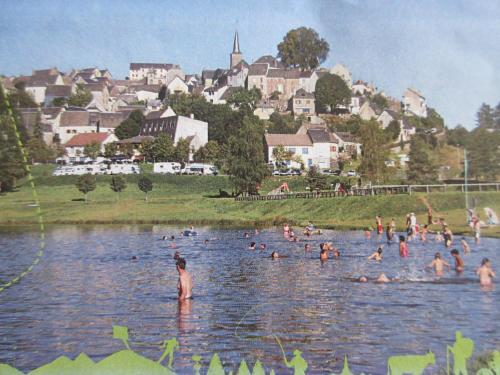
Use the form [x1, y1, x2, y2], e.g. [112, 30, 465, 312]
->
[277, 27, 329, 71]
[357, 120, 388, 182]
[407, 135, 439, 184]
[83, 141, 101, 160]
[272, 145, 293, 169]
[306, 166, 327, 190]
[267, 112, 302, 134]
[269, 91, 281, 100]
[104, 142, 118, 158]
[476, 103, 495, 129]
[51, 97, 67, 106]
[76, 174, 96, 203]
[114, 109, 144, 140]
[174, 137, 191, 167]
[138, 176, 153, 201]
[193, 140, 221, 164]
[468, 127, 500, 180]
[226, 116, 269, 194]
[384, 120, 401, 141]
[226, 87, 262, 112]
[446, 125, 469, 147]
[140, 139, 155, 162]
[152, 134, 175, 161]
[67, 84, 92, 107]
[315, 73, 351, 113]
[110, 175, 127, 200]
[158, 85, 167, 102]
[371, 93, 388, 110]
[493, 102, 500, 130]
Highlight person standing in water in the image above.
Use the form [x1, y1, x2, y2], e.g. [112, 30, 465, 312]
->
[426, 252, 451, 276]
[476, 258, 495, 286]
[399, 236, 409, 257]
[368, 246, 383, 261]
[375, 215, 383, 236]
[460, 237, 471, 254]
[450, 249, 464, 272]
[176, 258, 193, 300]
[386, 223, 394, 243]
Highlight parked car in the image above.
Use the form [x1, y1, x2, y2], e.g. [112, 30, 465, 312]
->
[347, 170, 357, 177]
[290, 169, 301, 176]
[153, 162, 181, 175]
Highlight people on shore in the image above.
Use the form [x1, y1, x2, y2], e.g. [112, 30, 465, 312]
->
[476, 258, 495, 286]
[450, 249, 464, 272]
[368, 246, 383, 261]
[426, 252, 451, 276]
[176, 258, 193, 300]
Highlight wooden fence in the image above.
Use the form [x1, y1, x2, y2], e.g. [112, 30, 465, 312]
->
[234, 183, 500, 202]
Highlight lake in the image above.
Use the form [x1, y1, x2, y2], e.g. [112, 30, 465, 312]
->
[0, 225, 498, 374]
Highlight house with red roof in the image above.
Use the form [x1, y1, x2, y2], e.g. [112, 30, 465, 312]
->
[64, 132, 118, 163]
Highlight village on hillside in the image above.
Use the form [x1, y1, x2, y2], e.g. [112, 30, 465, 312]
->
[0, 30, 434, 175]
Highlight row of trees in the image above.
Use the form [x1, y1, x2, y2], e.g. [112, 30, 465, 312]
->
[76, 175, 153, 202]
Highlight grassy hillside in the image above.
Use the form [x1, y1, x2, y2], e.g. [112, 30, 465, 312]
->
[1, 165, 499, 237]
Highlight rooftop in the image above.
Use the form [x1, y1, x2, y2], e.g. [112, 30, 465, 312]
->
[65, 132, 110, 147]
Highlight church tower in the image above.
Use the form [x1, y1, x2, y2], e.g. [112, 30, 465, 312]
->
[230, 31, 242, 68]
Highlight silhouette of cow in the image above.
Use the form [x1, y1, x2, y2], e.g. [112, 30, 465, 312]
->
[387, 351, 435, 375]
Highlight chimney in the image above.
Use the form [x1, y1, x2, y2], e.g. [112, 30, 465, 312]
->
[96, 120, 100, 133]
[190, 113, 194, 119]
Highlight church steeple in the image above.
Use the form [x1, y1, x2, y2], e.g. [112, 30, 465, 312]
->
[230, 30, 242, 68]
[232, 31, 240, 54]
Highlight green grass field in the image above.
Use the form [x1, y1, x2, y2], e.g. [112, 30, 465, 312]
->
[1, 165, 499, 237]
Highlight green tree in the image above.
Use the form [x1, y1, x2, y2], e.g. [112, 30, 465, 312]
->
[476, 103, 495, 129]
[174, 137, 191, 167]
[226, 116, 269, 194]
[114, 109, 144, 140]
[152, 134, 175, 161]
[110, 175, 127, 200]
[76, 174, 96, 203]
[468, 128, 500, 180]
[104, 142, 118, 158]
[384, 120, 401, 141]
[407, 134, 439, 184]
[269, 91, 281, 100]
[193, 140, 221, 163]
[446, 125, 469, 147]
[272, 145, 293, 168]
[139, 139, 155, 162]
[138, 176, 153, 201]
[277, 27, 329, 71]
[315, 73, 351, 113]
[226, 87, 262, 112]
[267, 112, 302, 134]
[306, 165, 327, 190]
[358, 120, 388, 182]
[83, 141, 101, 160]
[371, 93, 388, 110]
[51, 97, 67, 106]
[67, 84, 92, 107]
[422, 108, 445, 131]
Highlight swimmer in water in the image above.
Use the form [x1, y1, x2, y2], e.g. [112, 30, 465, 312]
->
[461, 237, 470, 254]
[476, 258, 495, 286]
[249, 242, 256, 250]
[364, 228, 371, 240]
[443, 226, 453, 247]
[259, 243, 267, 251]
[435, 231, 443, 242]
[368, 246, 383, 261]
[399, 235, 409, 257]
[270, 251, 288, 259]
[173, 251, 181, 261]
[320, 248, 328, 261]
[204, 239, 209, 245]
[304, 244, 312, 252]
[376, 273, 391, 283]
[386, 223, 394, 243]
[244, 232, 249, 238]
[420, 225, 428, 242]
[426, 252, 451, 276]
[176, 258, 193, 300]
[358, 276, 368, 283]
[255, 229, 259, 235]
[450, 249, 464, 272]
[131, 255, 138, 260]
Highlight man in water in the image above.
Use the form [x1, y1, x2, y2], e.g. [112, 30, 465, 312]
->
[368, 246, 383, 261]
[443, 226, 453, 248]
[476, 258, 495, 286]
[375, 215, 383, 236]
[376, 273, 391, 283]
[450, 249, 464, 272]
[176, 258, 193, 300]
[304, 244, 312, 252]
[320, 248, 328, 261]
[426, 252, 451, 276]
[472, 218, 481, 245]
[249, 242, 256, 250]
[460, 237, 471, 254]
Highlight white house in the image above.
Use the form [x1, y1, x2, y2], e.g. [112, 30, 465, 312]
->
[377, 109, 399, 129]
[25, 69, 64, 104]
[64, 132, 118, 163]
[352, 80, 375, 96]
[291, 89, 315, 118]
[132, 85, 161, 102]
[203, 85, 230, 104]
[330, 64, 352, 88]
[358, 101, 380, 121]
[403, 88, 427, 118]
[129, 63, 184, 85]
[167, 76, 189, 95]
[254, 100, 276, 120]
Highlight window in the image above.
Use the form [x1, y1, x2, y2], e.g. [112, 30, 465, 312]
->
[66, 130, 71, 134]
[303, 108, 310, 113]
[288, 147, 296, 154]
[296, 100, 301, 104]
[302, 148, 308, 155]
[306, 100, 310, 104]
[308, 159, 313, 167]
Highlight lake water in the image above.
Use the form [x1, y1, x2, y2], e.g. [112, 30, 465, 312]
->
[0, 225, 498, 374]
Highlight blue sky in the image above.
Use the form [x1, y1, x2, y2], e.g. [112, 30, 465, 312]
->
[0, 0, 498, 128]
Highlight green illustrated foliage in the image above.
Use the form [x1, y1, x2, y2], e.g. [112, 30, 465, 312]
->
[153, 134, 176, 162]
[137, 176, 153, 201]
[315, 73, 351, 114]
[75, 174, 96, 202]
[277, 27, 329, 71]
[104, 142, 118, 158]
[0, 328, 498, 375]
[407, 134, 439, 184]
[83, 141, 101, 160]
[226, 87, 262, 112]
[267, 112, 302, 134]
[67, 84, 92, 107]
[110, 175, 127, 199]
[306, 166, 327, 190]
[193, 140, 221, 164]
[51, 97, 67, 106]
[174, 137, 191, 167]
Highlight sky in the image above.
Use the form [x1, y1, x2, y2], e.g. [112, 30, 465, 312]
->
[0, 0, 498, 129]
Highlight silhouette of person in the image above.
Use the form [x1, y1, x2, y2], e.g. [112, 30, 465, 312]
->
[158, 338, 179, 369]
[449, 331, 474, 375]
[284, 349, 308, 375]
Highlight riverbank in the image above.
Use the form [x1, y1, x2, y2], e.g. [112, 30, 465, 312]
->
[1, 169, 500, 237]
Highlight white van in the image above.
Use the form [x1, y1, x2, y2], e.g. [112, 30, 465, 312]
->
[153, 162, 181, 175]
[183, 163, 218, 176]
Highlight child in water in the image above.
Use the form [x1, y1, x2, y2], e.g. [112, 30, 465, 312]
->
[426, 252, 451, 276]
[249, 242, 256, 250]
[450, 249, 464, 272]
[320, 248, 328, 261]
[399, 236, 409, 257]
[460, 237, 470, 254]
[476, 258, 495, 286]
[368, 246, 383, 261]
